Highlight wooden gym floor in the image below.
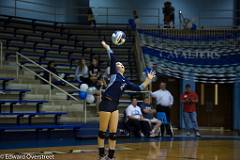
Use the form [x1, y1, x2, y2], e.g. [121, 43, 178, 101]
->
[0, 131, 239, 160]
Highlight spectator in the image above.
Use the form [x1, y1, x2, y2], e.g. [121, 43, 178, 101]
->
[88, 57, 101, 87]
[42, 61, 65, 85]
[151, 82, 174, 137]
[126, 97, 151, 137]
[180, 84, 200, 137]
[74, 58, 89, 85]
[87, 8, 96, 28]
[43, 61, 57, 79]
[140, 97, 162, 137]
[162, 1, 175, 28]
[133, 10, 141, 28]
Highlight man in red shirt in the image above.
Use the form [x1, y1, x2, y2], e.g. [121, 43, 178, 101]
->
[180, 84, 200, 137]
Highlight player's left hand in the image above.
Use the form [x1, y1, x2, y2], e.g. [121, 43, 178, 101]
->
[147, 70, 156, 80]
[101, 41, 110, 50]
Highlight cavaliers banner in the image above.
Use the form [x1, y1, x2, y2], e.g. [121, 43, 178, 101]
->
[138, 29, 240, 83]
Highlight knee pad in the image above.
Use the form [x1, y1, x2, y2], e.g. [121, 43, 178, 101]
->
[98, 131, 106, 139]
[109, 132, 117, 140]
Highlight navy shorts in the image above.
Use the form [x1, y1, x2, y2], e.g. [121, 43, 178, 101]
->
[99, 97, 119, 112]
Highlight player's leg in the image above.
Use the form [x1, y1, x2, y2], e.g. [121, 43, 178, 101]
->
[98, 111, 111, 158]
[108, 110, 119, 159]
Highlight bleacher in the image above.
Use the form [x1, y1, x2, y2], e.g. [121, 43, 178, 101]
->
[0, 15, 141, 133]
[0, 15, 138, 84]
[0, 77, 82, 132]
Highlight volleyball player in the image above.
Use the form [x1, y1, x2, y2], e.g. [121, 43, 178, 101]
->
[98, 41, 155, 160]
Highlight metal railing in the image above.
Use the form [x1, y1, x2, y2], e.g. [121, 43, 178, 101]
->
[16, 52, 80, 101]
[0, 0, 238, 27]
[15, 52, 100, 123]
[15, 53, 152, 123]
[0, 0, 159, 25]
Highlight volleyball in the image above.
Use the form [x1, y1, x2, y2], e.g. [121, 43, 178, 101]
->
[111, 31, 126, 45]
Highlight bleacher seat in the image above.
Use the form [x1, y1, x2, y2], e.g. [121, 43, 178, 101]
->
[0, 112, 67, 125]
[0, 124, 82, 131]
[0, 100, 48, 113]
[0, 77, 15, 90]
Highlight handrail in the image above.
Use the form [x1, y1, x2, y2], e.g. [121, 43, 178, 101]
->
[0, 1, 238, 27]
[100, 89, 151, 94]
[0, 41, 2, 68]
[16, 52, 80, 102]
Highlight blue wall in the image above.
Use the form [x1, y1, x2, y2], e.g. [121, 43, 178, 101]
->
[0, 0, 235, 25]
[0, 0, 89, 23]
[90, 0, 234, 26]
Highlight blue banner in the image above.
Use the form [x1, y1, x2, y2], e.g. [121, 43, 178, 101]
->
[139, 30, 240, 83]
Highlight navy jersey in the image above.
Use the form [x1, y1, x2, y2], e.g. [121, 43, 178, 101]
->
[102, 48, 143, 102]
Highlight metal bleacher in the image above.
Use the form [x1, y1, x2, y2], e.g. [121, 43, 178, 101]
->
[0, 15, 138, 84]
[0, 14, 139, 133]
[0, 77, 82, 132]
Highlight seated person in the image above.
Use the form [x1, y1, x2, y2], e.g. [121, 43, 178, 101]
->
[125, 97, 151, 137]
[74, 58, 89, 85]
[88, 57, 101, 87]
[140, 97, 162, 137]
[42, 61, 65, 85]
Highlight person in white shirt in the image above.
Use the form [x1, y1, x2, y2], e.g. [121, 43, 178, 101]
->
[74, 58, 89, 84]
[125, 97, 151, 137]
[151, 82, 174, 137]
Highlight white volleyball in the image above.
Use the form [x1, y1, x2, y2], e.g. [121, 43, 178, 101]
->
[112, 31, 126, 46]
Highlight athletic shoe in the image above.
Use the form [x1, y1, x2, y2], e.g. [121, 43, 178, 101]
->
[195, 131, 201, 137]
[150, 130, 160, 137]
[186, 131, 191, 136]
[150, 133, 156, 137]
[98, 155, 108, 160]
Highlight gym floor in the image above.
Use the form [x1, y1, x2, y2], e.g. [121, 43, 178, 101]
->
[0, 131, 239, 160]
